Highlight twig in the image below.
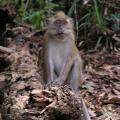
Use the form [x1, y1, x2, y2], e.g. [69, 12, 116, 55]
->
[74, 3, 79, 43]
[13, 20, 34, 29]
[112, 34, 120, 42]
[0, 46, 15, 53]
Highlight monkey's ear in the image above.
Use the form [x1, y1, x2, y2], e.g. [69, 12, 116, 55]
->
[70, 18, 74, 24]
[69, 18, 74, 27]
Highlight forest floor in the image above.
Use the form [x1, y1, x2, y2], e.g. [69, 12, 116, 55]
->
[0, 20, 120, 120]
[81, 50, 120, 120]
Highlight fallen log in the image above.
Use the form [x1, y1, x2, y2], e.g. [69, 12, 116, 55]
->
[0, 37, 85, 120]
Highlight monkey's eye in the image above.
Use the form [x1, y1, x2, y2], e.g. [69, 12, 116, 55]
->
[54, 19, 68, 25]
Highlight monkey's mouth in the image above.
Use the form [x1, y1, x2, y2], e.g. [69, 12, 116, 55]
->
[56, 33, 65, 39]
[57, 33, 64, 35]
[57, 30, 65, 35]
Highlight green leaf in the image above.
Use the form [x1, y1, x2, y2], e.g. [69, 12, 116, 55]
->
[68, 0, 80, 16]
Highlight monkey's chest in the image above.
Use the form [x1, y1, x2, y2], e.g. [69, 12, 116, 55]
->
[51, 47, 67, 74]
[54, 53, 65, 73]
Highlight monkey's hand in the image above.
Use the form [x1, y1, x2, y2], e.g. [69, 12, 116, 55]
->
[46, 77, 64, 87]
[46, 80, 61, 86]
[53, 78, 64, 85]
[46, 80, 54, 87]
[47, 78, 63, 86]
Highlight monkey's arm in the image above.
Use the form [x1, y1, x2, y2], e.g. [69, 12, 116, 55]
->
[46, 58, 54, 84]
[53, 56, 73, 85]
[44, 44, 54, 85]
[59, 58, 73, 80]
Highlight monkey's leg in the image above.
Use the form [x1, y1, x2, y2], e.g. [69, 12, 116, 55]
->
[67, 61, 91, 120]
[67, 59, 82, 91]
[52, 58, 73, 86]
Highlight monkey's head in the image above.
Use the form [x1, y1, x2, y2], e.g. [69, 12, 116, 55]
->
[46, 12, 74, 36]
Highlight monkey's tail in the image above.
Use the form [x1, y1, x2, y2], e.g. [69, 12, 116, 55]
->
[81, 98, 91, 120]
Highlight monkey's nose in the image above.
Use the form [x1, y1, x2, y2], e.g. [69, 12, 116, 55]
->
[58, 26, 64, 34]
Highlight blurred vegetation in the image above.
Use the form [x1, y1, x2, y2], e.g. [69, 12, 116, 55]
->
[0, 0, 120, 50]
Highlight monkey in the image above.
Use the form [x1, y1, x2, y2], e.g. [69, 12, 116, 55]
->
[43, 11, 83, 91]
[43, 12, 92, 120]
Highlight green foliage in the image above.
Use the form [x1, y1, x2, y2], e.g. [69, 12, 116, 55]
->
[106, 12, 120, 31]
[0, 0, 61, 30]
[18, 1, 59, 29]
[78, 0, 107, 32]
[0, 0, 119, 50]
[69, 0, 120, 50]
[92, 0, 107, 31]
[24, 10, 45, 29]
[0, 0, 16, 6]
[78, 13, 91, 29]
[17, 1, 27, 19]
[68, 0, 80, 16]
[44, 2, 59, 15]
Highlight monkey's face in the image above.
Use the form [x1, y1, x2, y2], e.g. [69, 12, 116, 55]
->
[47, 15, 73, 36]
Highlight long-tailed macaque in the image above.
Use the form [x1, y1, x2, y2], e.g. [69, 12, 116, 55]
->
[43, 11, 83, 91]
